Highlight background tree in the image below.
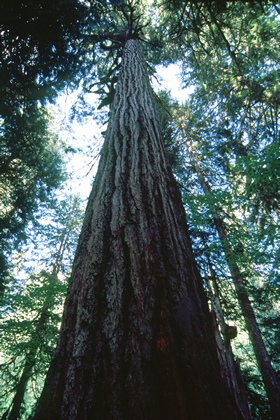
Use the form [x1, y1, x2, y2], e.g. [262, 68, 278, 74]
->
[0, 195, 84, 420]
[156, 82, 280, 419]
[0, 109, 67, 295]
[0, 0, 96, 293]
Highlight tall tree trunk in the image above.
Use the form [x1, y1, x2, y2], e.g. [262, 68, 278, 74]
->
[34, 39, 244, 420]
[186, 139, 280, 420]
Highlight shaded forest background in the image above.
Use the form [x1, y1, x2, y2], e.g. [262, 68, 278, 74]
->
[0, 0, 279, 418]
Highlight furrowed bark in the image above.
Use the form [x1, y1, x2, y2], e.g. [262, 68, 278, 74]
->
[34, 39, 243, 420]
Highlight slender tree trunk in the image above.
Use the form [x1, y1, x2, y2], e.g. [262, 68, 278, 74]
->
[3, 310, 49, 420]
[186, 140, 280, 420]
[3, 217, 74, 420]
[34, 39, 244, 420]
[205, 262, 251, 420]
